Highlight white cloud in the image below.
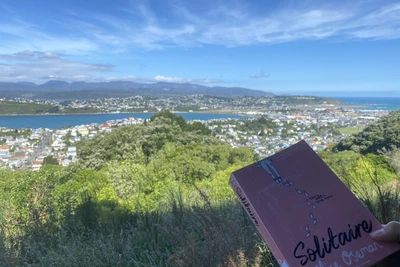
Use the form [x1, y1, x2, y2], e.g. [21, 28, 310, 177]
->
[103, 75, 137, 82]
[2, 1, 400, 53]
[154, 75, 185, 83]
[0, 50, 221, 84]
[153, 75, 221, 84]
[0, 17, 98, 54]
[251, 71, 269, 79]
[0, 0, 399, 84]
[81, 1, 400, 49]
[0, 51, 113, 82]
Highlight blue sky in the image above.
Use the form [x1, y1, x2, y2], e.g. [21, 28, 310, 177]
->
[0, 0, 399, 95]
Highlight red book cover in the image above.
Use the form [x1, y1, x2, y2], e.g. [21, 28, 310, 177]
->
[230, 140, 400, 267]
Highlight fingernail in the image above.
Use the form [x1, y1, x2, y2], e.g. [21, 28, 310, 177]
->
[370, 228, 384, 237]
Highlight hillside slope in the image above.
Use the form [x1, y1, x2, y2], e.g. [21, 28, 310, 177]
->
[336, 110, 400, 154]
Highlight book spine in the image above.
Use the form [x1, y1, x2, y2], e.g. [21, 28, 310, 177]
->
[230, 174, 288, 267]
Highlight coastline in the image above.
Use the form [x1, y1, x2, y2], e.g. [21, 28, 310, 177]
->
[0, 112, 128, 117]
[0, 110, 249, 117]
[0, 112, 252, 129]
[0, 102, 394, 117]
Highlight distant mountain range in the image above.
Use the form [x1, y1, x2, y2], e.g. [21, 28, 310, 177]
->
[0, 80, 273, 99]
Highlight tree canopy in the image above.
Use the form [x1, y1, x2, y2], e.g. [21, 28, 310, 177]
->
[0, 111, 262, 266]
[1, 110, 399, 266]
[43, 155, 59, 165]
[336, 110, 400, 154]
[77, 112, 219, 169]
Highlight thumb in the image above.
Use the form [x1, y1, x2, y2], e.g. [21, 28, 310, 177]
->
[370, 221, 400, 242]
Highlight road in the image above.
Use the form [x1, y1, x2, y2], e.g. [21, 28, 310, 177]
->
[24, 131, 52, 167]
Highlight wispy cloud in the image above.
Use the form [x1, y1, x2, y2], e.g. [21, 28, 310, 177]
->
[78, 1, 400, 49]
[103, 75, 221, 84]
[250, 71, 269, 79]
[0, 50, 221, 84]
[2, 1, 400, 52]
[153, 75, 221, 84]
[0, 0, 399, 84]
[0, 18, 98, 54]
[0, 51, 113, 82]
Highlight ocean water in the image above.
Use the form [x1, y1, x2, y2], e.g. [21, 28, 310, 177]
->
[333, 97, 400, 111]
[0, 112, 249, 129]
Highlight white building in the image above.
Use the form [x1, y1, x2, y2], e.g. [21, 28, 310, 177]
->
[67, 146, 77, 158]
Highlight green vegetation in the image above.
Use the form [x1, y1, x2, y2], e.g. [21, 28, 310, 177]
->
[125, 107, 159, 112]
[62, 107, 101, 114]
[0, 101, 55, 114]
[0, 111, 268, 266]
[336, 126, 364, 135]
[272, 96, 341, 105]
[0, 100, 101, 115]
[0, 129, 31, 138]
[43, 155, 59, 165]
[319, 150, 400, 224]
[174, 105, 201, 111]
[0, 110, 399, 266]
[236, 117, 278, 134]
[336, 110, 400, 154]
[321, 110, 400, 225]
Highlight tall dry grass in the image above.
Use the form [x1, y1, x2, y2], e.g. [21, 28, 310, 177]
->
[0, 164, 399, 266]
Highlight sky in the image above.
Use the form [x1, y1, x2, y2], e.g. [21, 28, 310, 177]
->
[0, 0, 400, 96]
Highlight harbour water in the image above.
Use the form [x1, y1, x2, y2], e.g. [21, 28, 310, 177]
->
[0, 112, 249, 129]
[333, 97, 400, 111]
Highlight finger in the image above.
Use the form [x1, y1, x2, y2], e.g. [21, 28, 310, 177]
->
[370, 221, 400, 242]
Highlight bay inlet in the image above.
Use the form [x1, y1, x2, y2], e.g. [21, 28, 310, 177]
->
[0, 112, 250, 129]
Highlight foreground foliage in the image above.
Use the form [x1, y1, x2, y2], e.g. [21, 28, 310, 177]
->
[0, 111, 398, 266]
[336, 110, 400, 154]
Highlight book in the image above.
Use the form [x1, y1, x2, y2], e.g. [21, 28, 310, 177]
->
[229, 140, 400, 267]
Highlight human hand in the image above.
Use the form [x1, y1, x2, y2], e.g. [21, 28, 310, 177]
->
[370, 221, 400, 243]
[370, 221, 400, 267]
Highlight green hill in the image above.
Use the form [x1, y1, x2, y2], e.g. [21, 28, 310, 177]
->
[1, 111, 399, 266]
[0, 100, 56, 114]
[336, 110, 400, 154]
[0, 100, 100, 115]
[0, 111, 266, 266]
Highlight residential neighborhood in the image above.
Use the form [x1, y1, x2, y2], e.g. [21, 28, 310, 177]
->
[0, 117, 145, 170]
[0, 102, 389, 170]
[2, 95, 346, 114]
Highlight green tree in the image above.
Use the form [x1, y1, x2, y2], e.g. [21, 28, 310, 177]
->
[336, 110, 400, 154]
[43, 155, 59, 165]
[48, 106, 60, 113]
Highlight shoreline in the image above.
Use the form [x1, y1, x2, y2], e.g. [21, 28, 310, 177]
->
[0, 104, 396, 117]
[0, 110, 249, 117]
[0, 111, 251, 129]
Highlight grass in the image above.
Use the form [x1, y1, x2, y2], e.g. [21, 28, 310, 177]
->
[0, 158, 399, 266]
[0, 101, 54, 115]
[337, 126, 364, 135]
[0, 190, 276, 267]
[2, 179, 399, 267]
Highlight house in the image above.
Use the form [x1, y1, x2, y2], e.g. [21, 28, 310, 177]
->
[101, 123, 110, 130]
[77, 126, 89, 136]
[62, 159, 71, 167]
[51, 141, 66, 151]
[67, 146, 77, 157]
[32, 161, 42, 171]
[13, 151, 26, 160]
[9, 159, 23, 169]
[30, 133, 41, 140]
[56, 156, 63, 165]
[0, 151, 9, 158]
[0, 145, 9, 151]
